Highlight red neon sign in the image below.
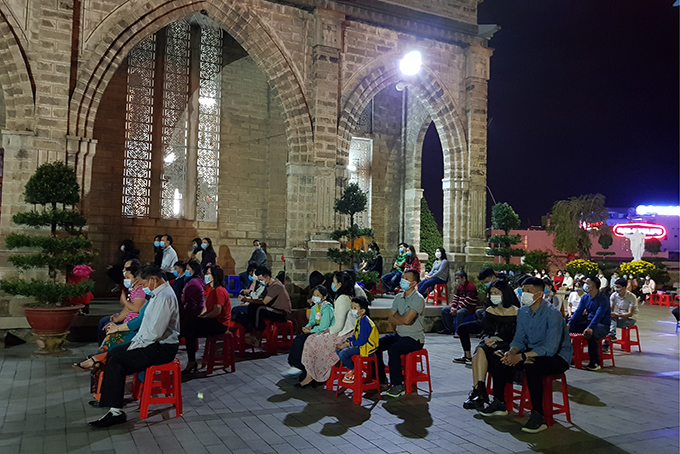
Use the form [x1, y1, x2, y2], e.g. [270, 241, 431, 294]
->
[613, 223, 667, 239]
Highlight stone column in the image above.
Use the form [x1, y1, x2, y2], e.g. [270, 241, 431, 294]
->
[403, 188, 424, 250]
[442, 176, 468, 262]
[0, 131, 36, 236]
[464, 44, 493, 265]
[66, 135, 98, 214]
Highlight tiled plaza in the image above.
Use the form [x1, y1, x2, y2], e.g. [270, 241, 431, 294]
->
[0, 304, 678, 454]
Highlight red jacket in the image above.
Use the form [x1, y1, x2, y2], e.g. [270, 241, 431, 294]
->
[450, 280, 478, 312]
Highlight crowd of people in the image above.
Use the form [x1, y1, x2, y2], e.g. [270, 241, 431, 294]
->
[79, 238, 664, 435]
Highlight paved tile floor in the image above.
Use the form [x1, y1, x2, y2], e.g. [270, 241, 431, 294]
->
[0, 305, 678, 454]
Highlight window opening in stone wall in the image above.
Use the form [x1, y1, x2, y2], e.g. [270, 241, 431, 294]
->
[122, 35, 156, 218]
[195, 26, 222, 222]
[355, 99, 373, 136]
[348, 137, 373, 228]
[160, 20, 190, 219]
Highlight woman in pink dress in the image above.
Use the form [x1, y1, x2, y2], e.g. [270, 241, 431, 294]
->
[298, 271, 358, 387]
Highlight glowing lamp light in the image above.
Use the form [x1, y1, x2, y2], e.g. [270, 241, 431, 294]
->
[399, 50, 422, 76]
[347, 164, 357, 172]
[635, 205, 680, 216]
[199, 97, 216, 107]
[613, 222, 667, 239]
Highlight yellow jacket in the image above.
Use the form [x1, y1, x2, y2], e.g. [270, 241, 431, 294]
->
[350, 315, 379, 357]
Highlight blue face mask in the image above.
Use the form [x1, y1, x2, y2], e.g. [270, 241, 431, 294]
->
[173, 270, 180, 277]
[184, 270, 191, 278]
[583, 284, 590, 293]
[399, 278, 411, 291]
[201, 243, 208, 250]
[399, 247, 404, 254]
[204, 275, 212, 285]
[154, 241, 160, 247]
[248, 275, 254, 282]
[259, 279, 266, 286]
[331, 283, 338, 292]
[517, 288, 523, 297]
[543, 287, 549, 295]
[486, 282, 492, 288]
[143, 287, 153, 296]
[159, 241, 166, 248]
[405, 251, 411, 257]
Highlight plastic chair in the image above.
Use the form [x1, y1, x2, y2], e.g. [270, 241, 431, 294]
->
[518, 373, 571, 426]
[225, 276, 241, 296]
[329, 355, 381, 404]
[202, 331, 236, 374]
[132, 358, 183, 419]
[370, 280, 384, 297]
[486, 373, 523, 412]
[598, 336, 615, 368]
[426, 284, 449, 305]
[263, 320, 294, 355]
[617, 325, 641, 353]
[403, 349, 432, 394]
[228, 321, 248, 356]
[569, 333, 587, 369]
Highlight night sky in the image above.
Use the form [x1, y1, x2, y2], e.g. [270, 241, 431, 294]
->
[422, 0, 679, 230]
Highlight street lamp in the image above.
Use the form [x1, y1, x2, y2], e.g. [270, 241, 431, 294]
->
[399, 50, 422, 76]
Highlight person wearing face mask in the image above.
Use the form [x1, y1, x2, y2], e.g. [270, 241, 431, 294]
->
[284, 285, 334, 377]
[560, 272, 574, 291]
[242, 266, 291, 348]
[179, 260, 206, 334]
[96, 259, 144, 345]
[609, 278, 638, 342]
[159, 234, 178, 281]
[376, 270, 426, 398]
[200, 237, 217, 271]
[299, 271, 357, 388]
[441, 271, 478, 337]
[182, 266, 232, 374]
[609, 271, 620, 290]
[88, 264, 180, 428]
[567, 276, 611, 371]
[479, 277, 572, 434]
[105, 239, 140, 293]
[418, 247, 449, 297]
[334, 297, 379, 384]
[542, 279, 563, 315]
[171, 261, 188, 301]
[153, 235, 164, 267]
[239, 240, 268, 289]
[641, 275, 656, 302]
[189, 237, 203, 263]
[553, 270, 564, 290]
[567, 282, 585, 318]
[381, 242, 409, 293]
[402, 244, 421, 277]
[463, 280, 519, 410]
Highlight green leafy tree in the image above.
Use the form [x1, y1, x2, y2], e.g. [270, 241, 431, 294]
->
[486, 202, 524, 264]
[598, 231, 613, 250]
[420, 198, 443, 272]
[645, 238, 662, 255]
[327, 183, 374, 269]
[524, 250, 549, 272]
[546, 193, 607, 259]
[0, 162, 95, 305]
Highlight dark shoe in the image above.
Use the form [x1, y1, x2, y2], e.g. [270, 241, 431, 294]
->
[88, 400, 101, 408]
[89, 411, 127, 428]
[386, 385, 405, 398]
[437, 329, 452, 335]
[453, 334, 460, 339]
[182, 361, 198, 375]
[463, 388, 485, 410]
[453, 356, 472, 365]
[585, 362, 601, 371]
[521, 410, 547, 433]
[294, 380, 318, 389]
[478, 399, 508, 417]
[78, 306, 90, 315]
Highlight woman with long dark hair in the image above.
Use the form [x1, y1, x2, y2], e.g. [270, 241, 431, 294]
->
[418, 247, 449, 297]
[200, 237, 217, 270]
[106, 239, 140, 292]
[180, 260, 206, 334]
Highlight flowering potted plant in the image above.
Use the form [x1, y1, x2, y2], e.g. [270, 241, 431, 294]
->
[0, 162, 95, 353]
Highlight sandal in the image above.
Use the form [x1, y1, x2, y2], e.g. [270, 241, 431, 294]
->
[72, 357, 101, 372]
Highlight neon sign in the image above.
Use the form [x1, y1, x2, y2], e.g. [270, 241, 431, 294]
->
[613, 222, 667, 239]
[636, 205, 680, 216]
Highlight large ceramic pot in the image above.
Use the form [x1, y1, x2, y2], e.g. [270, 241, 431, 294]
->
[24, 304, 83, 334]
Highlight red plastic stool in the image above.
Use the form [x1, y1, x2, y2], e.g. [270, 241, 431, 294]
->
[202, 331, 236, 374]
[330, 355, 381, 404]
[649, 294, 660, 305]
[228, 321, 248, 356]
[617, 325, 641, 353]
[569, 333, 587, 369]
[132, 358, 183, 419]
[403, 349, 432, 394]
[426, 284, 448, 305]
[264, 320, 294, 355]
[598, 335, 615, 368]
[518, 373, 571, 426]
[370, 280, 384, 297]
[486, 373, 522, 412]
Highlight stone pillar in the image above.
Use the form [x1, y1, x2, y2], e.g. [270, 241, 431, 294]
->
[403, 188, 424, 250]
[0, 131, 36, 236]
[442, 176, 468, 262]
[66, 135, 98, 214]
[464, 44, 493, 265]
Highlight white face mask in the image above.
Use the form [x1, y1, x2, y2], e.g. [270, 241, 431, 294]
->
[435, 251, 441, 259]
[311, 296, 321, 304]
[204, 275, 212, 285]
[490, 295, 503, 306]
[349, 309, 359, 318]
[521, 292, 536, 306]
[120, 245, 125, 252]
[123, 279, 132, 289]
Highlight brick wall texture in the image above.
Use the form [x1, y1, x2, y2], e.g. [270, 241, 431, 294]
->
[0, 0, 491, 290]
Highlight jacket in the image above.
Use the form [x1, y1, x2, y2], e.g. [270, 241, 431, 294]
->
[349, 316, 379, 357]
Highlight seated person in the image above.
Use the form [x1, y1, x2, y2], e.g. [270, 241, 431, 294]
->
[479, 277, 572, 434]
[418, 247, 449, 297]
[171, 261, 188, 301]
[199, 237, 217, 271]
[566, 282, 584, 318]
[244, 266, 292, 346]
[182, 266, 231, 373]
[361, 242, 383, 289]
[381, 243, 408, 292]
[376, 270, 426, 398]
[234, 266, 264, 319]
[335, 296, 379, 383]
[609, 278, 638, 342]
[96, 259, 144, 345]
[441, 271, 478, 336]
[567, 276, 611, 371]
[462, 280, 519, 410]
[179, 260, 206, 333]
[239, 240, 267, 289]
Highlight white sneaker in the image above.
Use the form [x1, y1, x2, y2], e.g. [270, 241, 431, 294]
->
[282, 367, 303, 377]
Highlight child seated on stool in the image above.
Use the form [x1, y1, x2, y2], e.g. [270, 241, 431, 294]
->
[335, 296, 379, 383]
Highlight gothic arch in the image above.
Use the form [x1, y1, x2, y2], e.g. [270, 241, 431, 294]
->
[69, 0, 313, 161]
[0, 7, 34, 132]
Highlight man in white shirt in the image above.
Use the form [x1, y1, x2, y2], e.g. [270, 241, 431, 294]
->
[89, 264, 180, 428]
[641, 276, 656, 300]
[160, 234, 179, 280]
[597, 271, 608, 291]
[609, 278, 638, 341]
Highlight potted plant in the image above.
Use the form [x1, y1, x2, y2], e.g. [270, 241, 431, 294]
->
[0, 161, 95, 353]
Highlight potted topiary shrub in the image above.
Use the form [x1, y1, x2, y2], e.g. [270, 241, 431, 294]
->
[0, 161, 95, 353]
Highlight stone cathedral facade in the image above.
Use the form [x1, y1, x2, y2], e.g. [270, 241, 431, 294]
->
[0, 0, 492, 299]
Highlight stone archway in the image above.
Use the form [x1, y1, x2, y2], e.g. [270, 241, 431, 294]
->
[69, 0, 313, 162]
[338, 53, 471, 255]
[0, 7, 34, 132]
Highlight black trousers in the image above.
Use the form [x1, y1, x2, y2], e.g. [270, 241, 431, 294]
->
[376, 334, 423, 386]
[458, 320, 484, 353]
[288, 332, 312, 371]
[486, 351, 569, 415]
[183, 318, 228, 362]
[247, 304, 287, 332]
[99, 342, 179, 409]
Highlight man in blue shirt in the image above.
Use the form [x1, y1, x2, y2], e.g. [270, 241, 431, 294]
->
[567, 275, 611, 371]
[479, 277, 572, 434]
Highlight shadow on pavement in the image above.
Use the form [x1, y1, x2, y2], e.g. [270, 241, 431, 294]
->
[381, 393, 433, 438]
